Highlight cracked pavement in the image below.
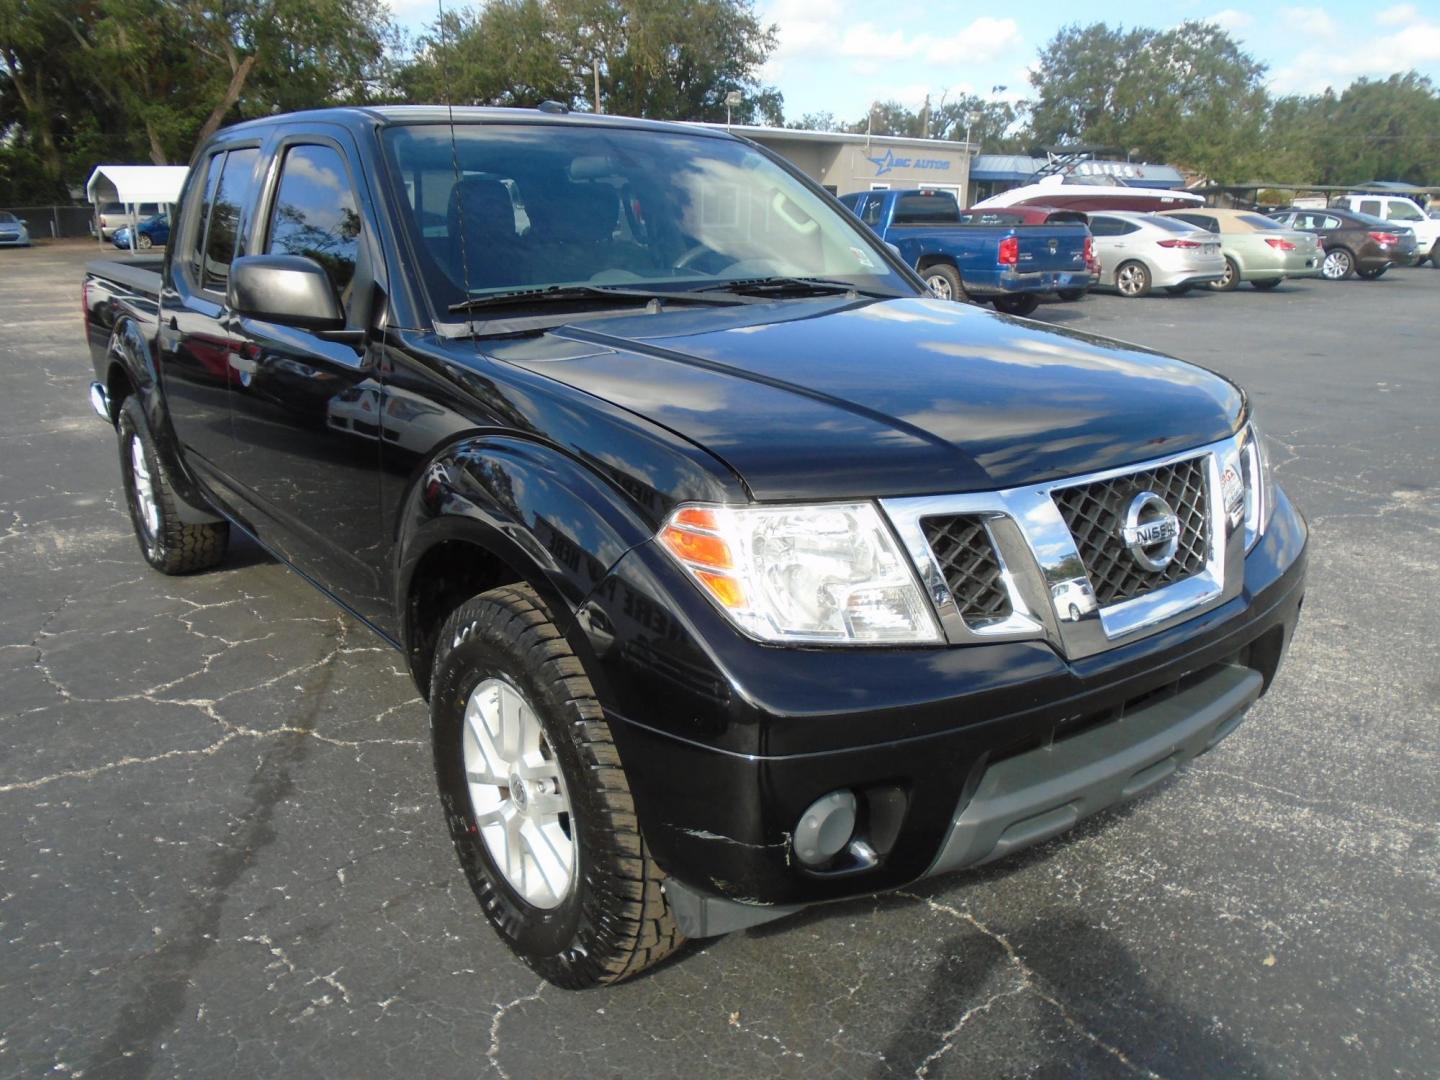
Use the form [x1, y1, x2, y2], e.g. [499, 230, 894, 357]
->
[1, 241, 1436, 1078]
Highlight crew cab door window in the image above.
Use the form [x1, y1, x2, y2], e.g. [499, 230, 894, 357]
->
[265, 144, 362, 310]
[202, 147, 259, 293]
[1386, 201, 1423, 222]
[1358, 199, 1382, 218]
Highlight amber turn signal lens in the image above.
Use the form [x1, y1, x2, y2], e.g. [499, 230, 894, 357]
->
[670, 506, 721, 531]
[694, 569, 746, 608]
[659, 524, 733, 570]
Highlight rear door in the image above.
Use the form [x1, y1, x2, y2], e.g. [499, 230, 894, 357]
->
[157, 141, 262, 485]
[224, 128, 392, 629]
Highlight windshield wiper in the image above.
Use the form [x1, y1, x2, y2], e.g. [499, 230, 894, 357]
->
[683, 276, 896, 299]
[449, 284, 745, 314]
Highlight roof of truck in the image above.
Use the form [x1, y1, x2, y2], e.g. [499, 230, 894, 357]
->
[215, 105, 737, 141]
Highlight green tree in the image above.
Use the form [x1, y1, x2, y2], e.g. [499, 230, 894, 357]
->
[1027, 21, 1269, 182]
[398, 0, 782, 123]
[1266, 73, 1440, 185]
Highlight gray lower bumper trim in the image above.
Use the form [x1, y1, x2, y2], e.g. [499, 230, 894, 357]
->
[663, 878, 802, 940]
[927, 664, 1263, 876]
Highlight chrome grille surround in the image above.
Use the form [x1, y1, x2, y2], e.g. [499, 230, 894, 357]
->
[881, 433, 1248, 660]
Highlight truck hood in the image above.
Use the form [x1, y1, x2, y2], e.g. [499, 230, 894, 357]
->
[489, 296, 1244, 500]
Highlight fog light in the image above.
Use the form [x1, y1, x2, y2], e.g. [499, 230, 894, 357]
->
[793, 790, 857, 867]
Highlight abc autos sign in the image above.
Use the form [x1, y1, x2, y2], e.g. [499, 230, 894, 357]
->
[866, 149, 954, 177]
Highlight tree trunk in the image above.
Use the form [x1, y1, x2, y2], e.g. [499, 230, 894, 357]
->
[195, 52, 258, 146]
[146, 122, 168, 165]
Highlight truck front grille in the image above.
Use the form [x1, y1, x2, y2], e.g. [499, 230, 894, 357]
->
[1052, 456, 1210, 607]
[920, 515, 1013, 627]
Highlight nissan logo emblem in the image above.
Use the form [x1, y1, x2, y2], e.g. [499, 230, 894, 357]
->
[1120, 492, 1181, 572]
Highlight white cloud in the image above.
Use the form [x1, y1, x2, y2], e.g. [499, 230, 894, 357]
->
[764, 0, 850, 59]
[1205, 9, 1254, 32]
[1376, 4, 1418, 26]
[924, 17, 1024, 64]
[828, 17, 1023, 68]
[1277, 6, 1339, 38]
[1270, 9, 1440, 93]
[840, 24, 920, 61]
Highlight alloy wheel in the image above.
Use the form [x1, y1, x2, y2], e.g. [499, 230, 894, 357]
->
[462, 677, 575, 909]
[1322, 250, 1351, 280]
[128, 436, 160, 542]
[1117, 263, 1147, 296]
[926, 274, 953, 300]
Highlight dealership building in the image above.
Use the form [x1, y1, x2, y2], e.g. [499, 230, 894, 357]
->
[708, 124, 1187, 207]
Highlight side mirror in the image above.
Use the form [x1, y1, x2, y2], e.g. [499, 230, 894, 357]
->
[229, 254, 344, 331]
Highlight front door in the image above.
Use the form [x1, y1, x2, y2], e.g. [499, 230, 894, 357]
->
[225, 134, 391, 632]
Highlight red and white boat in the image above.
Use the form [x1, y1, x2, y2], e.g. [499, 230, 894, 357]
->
[973, 173, 1204, 214]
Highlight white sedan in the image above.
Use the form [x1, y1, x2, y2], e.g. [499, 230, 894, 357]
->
[1088, 211, 1225, 297]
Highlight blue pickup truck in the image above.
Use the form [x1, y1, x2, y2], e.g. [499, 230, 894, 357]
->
[840, 189, 1093, 316]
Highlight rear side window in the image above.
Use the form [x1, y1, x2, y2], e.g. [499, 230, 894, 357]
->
[202, 148, 259, 292]
[1358, 199, 1382, 217]
[265, 144, 362, 307]
[188, 154, 223, 282]
[893, 193, 959, 224]
[861, 198, 883, 227]
[1088, 216, 1123, 236]
[1147, 215, 1195, 233]
[1169, 213, 1217, 232]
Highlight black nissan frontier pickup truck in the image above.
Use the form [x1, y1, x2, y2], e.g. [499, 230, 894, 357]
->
[82, 106, 1307, 989]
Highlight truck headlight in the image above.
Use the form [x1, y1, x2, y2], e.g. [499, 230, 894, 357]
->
[657, 503, 942, 645]
[1240, 421, 1275, 549]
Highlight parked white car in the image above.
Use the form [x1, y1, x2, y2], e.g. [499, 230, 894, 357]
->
[1087, 212, 1226, 297]
[0, 211, 30, 247]
[1331, 193, 1440, 266]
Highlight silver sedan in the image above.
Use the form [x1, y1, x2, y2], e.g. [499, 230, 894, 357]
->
[1088, 212, 1225, 297]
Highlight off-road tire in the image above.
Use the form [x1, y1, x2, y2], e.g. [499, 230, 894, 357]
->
[923, 263, 964, 302]
[993, 294, 1041, 316]
[117, 396, 229, 574]
[430, 584, 683, 988]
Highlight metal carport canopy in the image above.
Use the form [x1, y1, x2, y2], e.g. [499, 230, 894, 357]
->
[85, 165, 190, 207]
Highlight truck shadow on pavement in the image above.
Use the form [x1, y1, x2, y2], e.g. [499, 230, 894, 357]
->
[742, 782, 1270, 1076]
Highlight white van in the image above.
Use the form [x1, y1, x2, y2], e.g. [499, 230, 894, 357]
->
[1332, 193, 1439, 265]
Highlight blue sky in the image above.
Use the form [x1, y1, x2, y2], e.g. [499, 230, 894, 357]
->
[386, 0, 1440, 123]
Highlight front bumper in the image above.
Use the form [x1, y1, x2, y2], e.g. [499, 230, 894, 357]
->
[581, 488, 1307, 933]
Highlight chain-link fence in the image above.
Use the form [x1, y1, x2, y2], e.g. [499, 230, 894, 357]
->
[0, 205, 99, 239]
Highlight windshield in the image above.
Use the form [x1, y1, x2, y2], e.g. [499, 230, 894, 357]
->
[381, 122, 911, 313]
[0, 212, 16, 223]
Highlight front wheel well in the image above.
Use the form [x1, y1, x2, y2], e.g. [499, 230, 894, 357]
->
[404, 538, 523, 696]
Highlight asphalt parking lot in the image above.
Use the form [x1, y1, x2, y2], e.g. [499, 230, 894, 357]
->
[1, 241, 1436, 1079]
